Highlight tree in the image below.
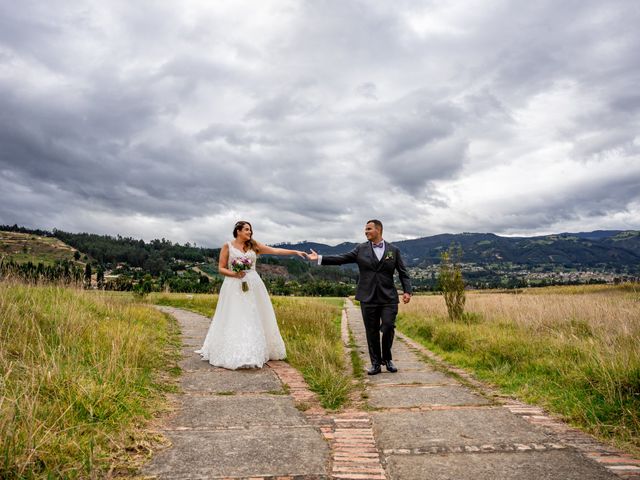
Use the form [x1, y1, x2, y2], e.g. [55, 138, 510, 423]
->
[84, 263, 92, 289]
[143, 253, 166, 276]
[439, 244, 466, 321]
[96, 266, 105, 289]
[134, 274, 154, 298]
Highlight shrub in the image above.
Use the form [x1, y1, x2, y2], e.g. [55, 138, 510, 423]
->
[439, 244, 466, 321]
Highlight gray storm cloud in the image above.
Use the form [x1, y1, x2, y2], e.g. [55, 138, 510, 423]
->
[0, 0, 638, 246]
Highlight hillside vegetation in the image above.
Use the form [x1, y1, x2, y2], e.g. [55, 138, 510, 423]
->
[0, 226, 357, 295]
[0, 231, 82, 266]
[3, 225, 638, 293]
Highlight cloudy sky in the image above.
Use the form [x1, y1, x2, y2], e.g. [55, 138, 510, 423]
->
[1, 1, 639, 247]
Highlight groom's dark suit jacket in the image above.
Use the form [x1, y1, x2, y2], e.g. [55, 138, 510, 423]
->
[320, 242, 412, 304]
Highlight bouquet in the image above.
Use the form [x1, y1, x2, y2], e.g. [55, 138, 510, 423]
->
[231, 257, 253, 292]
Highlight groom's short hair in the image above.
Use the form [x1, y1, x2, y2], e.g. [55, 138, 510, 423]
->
[367, 219, 383, 232]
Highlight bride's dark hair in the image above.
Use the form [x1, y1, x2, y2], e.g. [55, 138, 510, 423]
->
[233, 221, 259, 252]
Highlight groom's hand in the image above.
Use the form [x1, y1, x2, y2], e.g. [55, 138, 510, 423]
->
[307, 249, 318, 261]
[402, 293, 411, 304]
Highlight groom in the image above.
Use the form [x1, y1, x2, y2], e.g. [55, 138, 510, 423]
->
[307, 220, 412, 375]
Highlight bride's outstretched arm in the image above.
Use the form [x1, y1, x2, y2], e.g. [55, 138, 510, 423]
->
[256, 242, 308, 259]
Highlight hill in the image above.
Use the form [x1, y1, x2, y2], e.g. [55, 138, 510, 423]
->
[276, 230, 640, 271]
[2, 224, 638, 291]
[0, 230, 84, 266]
[0, 225, 356, 294]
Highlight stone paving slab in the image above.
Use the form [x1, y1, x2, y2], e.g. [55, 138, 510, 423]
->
[180, 344, 202, 357]
[367, 370, 456, 386]
[373, 408, 550, 449]
[177, 322, 209, 332]
[356, 354, 429, 371]
[385, 449, 619, 480]
[180, 362, 283, 393]
[164, 395, 307, 429]
[178, 353, 211, 371]
[180, 336, 204, 347]
[143, 427, 330, 478]
[180, 329, 208, 339]
[387, 342, 416, 353]
[156, 306, 209, 326]
[387, 351, 431, 363]
[385, 361, 435, 371]
[351, 338, 414, 353]
[357, 350, 419, 364]
[144, 305, 330, 479]
[368, 385, 490, 409]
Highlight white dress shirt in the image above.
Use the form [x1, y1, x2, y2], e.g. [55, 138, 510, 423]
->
[372, 240, 385, 260]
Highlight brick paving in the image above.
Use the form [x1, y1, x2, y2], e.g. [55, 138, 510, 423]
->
[269, 350, 387, 479]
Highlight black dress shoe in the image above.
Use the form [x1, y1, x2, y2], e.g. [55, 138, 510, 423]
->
[385, 360, 398, 373]
[367, 364, 382, 375]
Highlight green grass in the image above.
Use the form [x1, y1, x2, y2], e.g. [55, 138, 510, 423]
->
[146, 294, 352, 410]
[0, 280, 182, 478]
[398, 297, 640, 456]
[349, 328, 365, 380]
[274, 297, 351, 409]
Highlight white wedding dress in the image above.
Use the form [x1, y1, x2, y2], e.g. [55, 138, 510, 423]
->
[195, 242, 286, 369]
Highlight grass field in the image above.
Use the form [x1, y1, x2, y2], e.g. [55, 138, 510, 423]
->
[398, 284, 640, 455]
[147, 293, 350, 409]
[5, 275, 636, 476]
[0, 280, 181, 478]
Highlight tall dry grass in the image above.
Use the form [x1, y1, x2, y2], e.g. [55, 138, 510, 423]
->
[0, 278, 181, 478]
[404, 290, 639, 340]
[399, 286, 640, 455]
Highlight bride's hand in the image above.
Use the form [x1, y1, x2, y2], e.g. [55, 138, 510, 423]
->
[235, 271, 246, 278]
[295, 250, 308, 259]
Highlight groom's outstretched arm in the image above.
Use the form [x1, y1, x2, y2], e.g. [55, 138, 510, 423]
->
[308, 246, 358, 266]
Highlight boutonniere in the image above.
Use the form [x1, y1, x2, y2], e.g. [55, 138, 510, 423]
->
[384, 251, 394, 261]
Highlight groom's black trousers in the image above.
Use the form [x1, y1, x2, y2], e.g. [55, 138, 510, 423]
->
[360, 303, 398, 366]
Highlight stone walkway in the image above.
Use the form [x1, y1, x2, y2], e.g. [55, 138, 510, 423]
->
[140, 303, 640, 480]
[141, 306, 330, 479]
[344, 299, 639, 480]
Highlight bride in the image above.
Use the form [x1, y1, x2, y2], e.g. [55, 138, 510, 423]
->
[195, 221, 308, 369]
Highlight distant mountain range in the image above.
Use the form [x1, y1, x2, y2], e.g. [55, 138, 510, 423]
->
[276, 230, 640, 271]
[2, 224, 639, 275]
